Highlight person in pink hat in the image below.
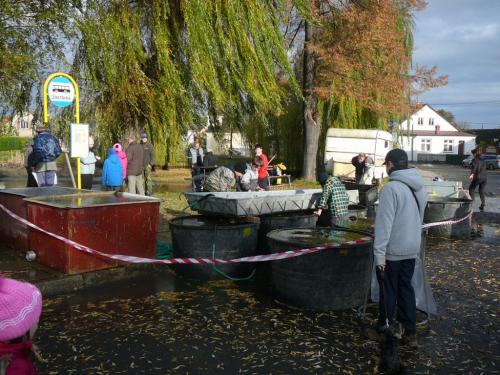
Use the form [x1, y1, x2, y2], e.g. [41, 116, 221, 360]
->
[0, 277, 42, 375]
[112, 143, 128, 191]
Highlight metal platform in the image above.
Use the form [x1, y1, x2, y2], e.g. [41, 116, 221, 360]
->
[184, 189, 359, 217]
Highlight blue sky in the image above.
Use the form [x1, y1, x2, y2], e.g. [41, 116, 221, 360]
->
[413, 0, 500, 129]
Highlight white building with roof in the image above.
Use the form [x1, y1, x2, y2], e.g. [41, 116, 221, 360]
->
[399, 104, 476, 162]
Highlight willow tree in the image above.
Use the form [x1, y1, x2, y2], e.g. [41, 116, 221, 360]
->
[0, 0, 73, 115]
[272, 0, 446, 179]
[73, 0, 309, 165]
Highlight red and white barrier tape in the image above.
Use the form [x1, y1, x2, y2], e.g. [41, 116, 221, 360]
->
[0, 203, 371, 265]
[422, 210, 473, 229]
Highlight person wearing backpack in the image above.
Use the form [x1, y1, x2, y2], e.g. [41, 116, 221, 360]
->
[30, 127, 62, 187]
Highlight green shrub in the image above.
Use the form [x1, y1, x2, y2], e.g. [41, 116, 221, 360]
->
[0, 137, 31, 151]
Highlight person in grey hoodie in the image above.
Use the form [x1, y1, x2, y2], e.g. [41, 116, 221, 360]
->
[374, 149, 427, 347]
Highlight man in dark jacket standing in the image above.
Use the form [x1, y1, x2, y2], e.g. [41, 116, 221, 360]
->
[125, 133, 145, 195]
[141, 132, 155, 196]
[468, 148, 487, 211]
[31, 127, 62, 187]
[374, 149, 427, 348]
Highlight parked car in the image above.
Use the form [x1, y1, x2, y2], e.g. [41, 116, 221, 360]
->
[483, 154, 500, 170]
[462, 155, 473, 168]
[463, 154, 499, 169]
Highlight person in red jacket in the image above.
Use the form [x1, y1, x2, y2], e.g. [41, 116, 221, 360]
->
[0, 277, 43, 375]
[255, 144, 269, 191]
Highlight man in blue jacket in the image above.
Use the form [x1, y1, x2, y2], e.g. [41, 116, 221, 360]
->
[374, 149, 427, 348]
[31, 127, 62, 187]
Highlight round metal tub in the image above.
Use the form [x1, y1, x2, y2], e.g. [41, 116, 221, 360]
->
[267, 228, 373, 311]
[257, 212, 318, 291]
[170, 215, 259, 280]
[259, 211, 318, 253]
[424, 197, 472, 239]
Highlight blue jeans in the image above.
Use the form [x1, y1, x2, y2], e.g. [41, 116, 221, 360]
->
[377, 258, 416, 335]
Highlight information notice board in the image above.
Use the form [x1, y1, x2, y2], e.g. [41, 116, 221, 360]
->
[70, 123, 89, 158]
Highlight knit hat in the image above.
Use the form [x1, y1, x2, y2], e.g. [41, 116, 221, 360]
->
[140, 132, 147, 139]
[0, 277, 42, 342]
[318, 171, 329, 186]
[234, 162, 247, 174]
[113, 143, 123, 153]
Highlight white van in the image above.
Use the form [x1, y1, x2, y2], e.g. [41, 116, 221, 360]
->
[324, 128, 394, 180]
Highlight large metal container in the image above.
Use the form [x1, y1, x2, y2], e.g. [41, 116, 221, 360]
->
[347, 204, 368, 219]
[424, 197, 472, 239]
[0, 187, 83, 252]
[25, 192, 160, 274]
[268, 228, 373, 311]
[184, 190, 322, 217]
[343, 182, 378, 206]
[170, 216, 259, 280]
[423, 179, 462, 198]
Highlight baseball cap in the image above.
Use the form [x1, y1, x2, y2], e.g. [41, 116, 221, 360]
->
[383, 149, 408, 166]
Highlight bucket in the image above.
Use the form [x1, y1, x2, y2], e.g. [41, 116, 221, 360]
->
[170, 215, 259, 280]
[267, 228, 373, 311]
[424, 197, 472, 239]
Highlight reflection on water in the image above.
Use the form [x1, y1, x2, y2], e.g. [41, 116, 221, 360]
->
[30, 193, 153, 208]
[0, 176, 190, 196]
[268, 228, 370, 246]
[335, 218, 374, 233]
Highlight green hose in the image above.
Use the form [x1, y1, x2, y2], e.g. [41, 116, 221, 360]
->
[211, 243, 256, 281]
[211, 224, 255, 281]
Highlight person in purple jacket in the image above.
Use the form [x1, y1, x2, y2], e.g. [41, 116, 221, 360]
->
[102, 148, 123, 191]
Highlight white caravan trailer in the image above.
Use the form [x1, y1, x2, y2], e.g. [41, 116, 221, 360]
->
[324, 128, 394, 180]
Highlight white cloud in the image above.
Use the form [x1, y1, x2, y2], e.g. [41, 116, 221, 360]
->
[412, 1, 500, 124]
[437, 23, 498, 41]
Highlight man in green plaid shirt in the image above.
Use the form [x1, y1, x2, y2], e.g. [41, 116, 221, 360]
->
[314, 172, 349, 225]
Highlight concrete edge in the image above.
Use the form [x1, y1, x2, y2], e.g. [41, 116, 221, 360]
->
[36, 264, 173, 297]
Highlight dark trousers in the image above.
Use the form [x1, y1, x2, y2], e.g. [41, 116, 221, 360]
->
[258, 177, 269, 191]
[26, 168, 38, 187]
[81, 174, 93, 190]
[377, 258, 416, 335]
[469, 179, 486, 207]
[191, 168, 203, 192]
